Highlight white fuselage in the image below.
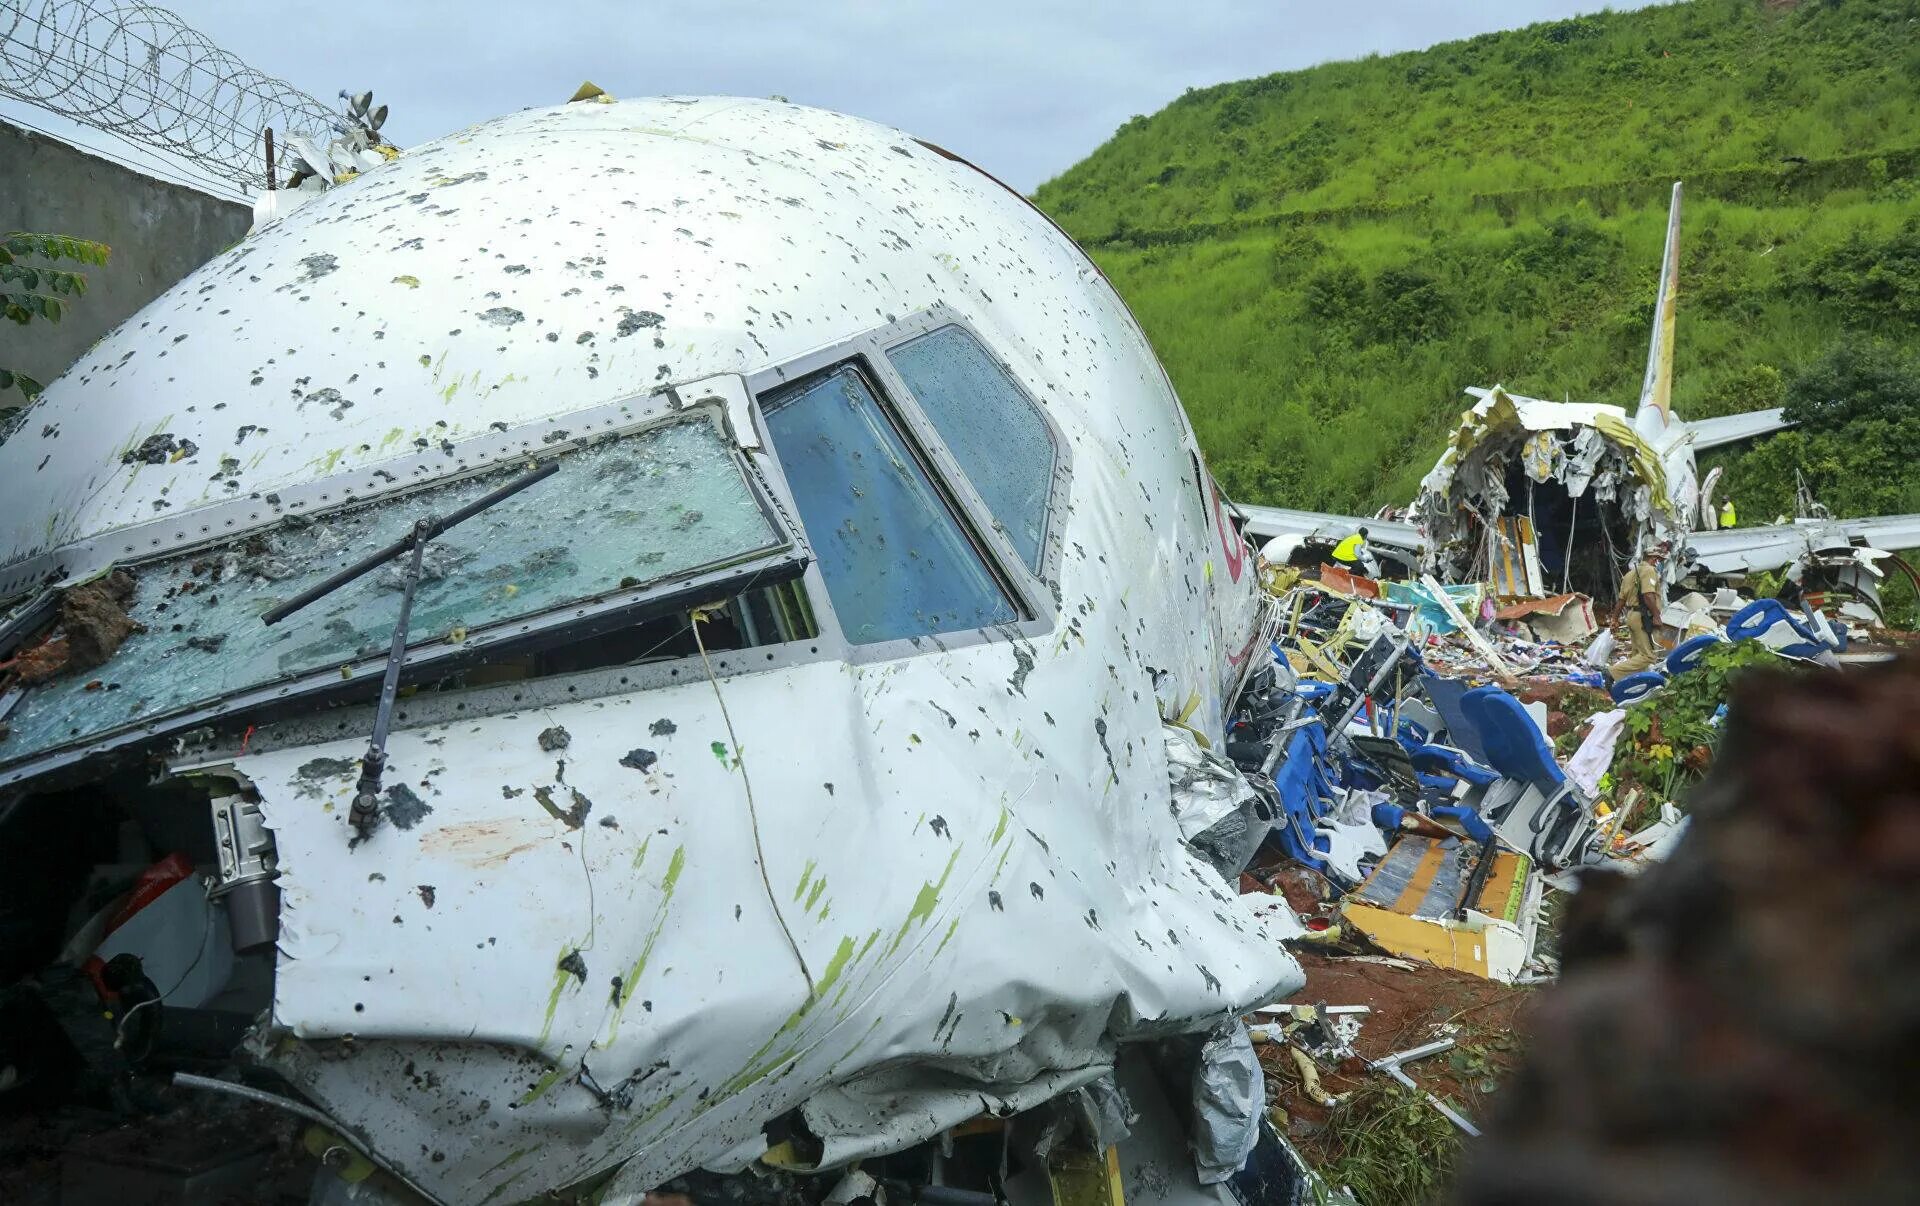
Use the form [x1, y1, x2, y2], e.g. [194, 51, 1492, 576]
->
[0, 98, 1297, 1203]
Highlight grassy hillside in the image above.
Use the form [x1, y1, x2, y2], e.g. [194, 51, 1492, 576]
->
[1032, 0, 1920, 527]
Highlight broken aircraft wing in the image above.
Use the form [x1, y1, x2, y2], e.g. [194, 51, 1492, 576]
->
[1685, 408, 1793, 451]
[1236, 506, 1424, 555]
[1689, 514, 1920, 575]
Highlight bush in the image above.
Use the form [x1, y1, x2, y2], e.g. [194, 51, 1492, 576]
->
[1789, 222, 1920, 327]
[1782, 338, 1920, 429]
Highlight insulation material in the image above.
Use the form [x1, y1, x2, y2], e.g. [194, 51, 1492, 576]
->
[1495, 594, 1598, 643]
[1414, 387, 1683, 596]
[1386, 580, 1485, 638]
[1165, 725, 1258, 841]
[1190, 1021, 1263, 1185]
[1491, 516, 1545, 598]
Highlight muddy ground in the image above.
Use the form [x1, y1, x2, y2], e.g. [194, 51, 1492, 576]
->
[1256, 950, 1536, 1167]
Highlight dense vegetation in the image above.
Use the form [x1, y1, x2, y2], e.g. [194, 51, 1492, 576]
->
[1033, 0, 1920, 538]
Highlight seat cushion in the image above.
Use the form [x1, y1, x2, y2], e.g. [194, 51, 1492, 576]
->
[1610, 670, 1666, 704]
[1421, 672, 1490, 764]
[1461, 686, 1565, 789]
[1666, 632, 1725, 676]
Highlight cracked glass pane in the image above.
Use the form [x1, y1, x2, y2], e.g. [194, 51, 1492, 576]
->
[888, 325, 1055, 572]
[763, 365, 1018, 645]
[2, 418, 779, 766]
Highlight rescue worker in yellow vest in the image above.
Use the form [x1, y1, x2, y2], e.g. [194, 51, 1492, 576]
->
[1331, 527, 1376, 576]
[1607, 541, 1669, 681]
[1719, 498, 1737, 529]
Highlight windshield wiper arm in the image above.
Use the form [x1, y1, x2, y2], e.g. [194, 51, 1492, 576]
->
[261, 460, 557, 842]
[262, 460, 558, 626]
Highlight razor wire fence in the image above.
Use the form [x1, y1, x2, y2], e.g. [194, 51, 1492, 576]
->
[0, 0, 334, 190]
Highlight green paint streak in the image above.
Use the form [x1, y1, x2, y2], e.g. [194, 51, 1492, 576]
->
[617, 1088, 684, 1141]
[792, 859, 817, 903]
[518, 1062, 568, 1106]
[604, 844, 687, 1045]
[481, 1147, 532, 1176]
[836, 927, 883, 1010]
[991, 806, 1010, 844]
[884, 845, 964, 959]
[805, 876, 827, 911]
[536, 958, 572, 1049]
[816, 935, 857, 997]
[441, 380, 460, 403]
[660, 844, 687, 894]
[379, 426, 405, 449]
[719, 931, 862, 1098]
[932, 916, 962, 960]
[631, 834, 653, 869]
[478, 1168, 530, 1205]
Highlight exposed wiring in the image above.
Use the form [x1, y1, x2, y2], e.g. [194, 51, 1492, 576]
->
[173, 1070, 344, 1129]
[689, 605, 816, 998]
[171, 1071, 419, 1193]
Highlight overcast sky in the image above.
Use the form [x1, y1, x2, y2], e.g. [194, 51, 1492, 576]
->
[5, 1, 1664, 198]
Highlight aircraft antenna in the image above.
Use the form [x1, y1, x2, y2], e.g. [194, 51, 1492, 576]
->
[0, 0, 334, 189]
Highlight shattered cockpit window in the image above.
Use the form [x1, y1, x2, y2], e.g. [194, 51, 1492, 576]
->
[1, 419, 783, 767]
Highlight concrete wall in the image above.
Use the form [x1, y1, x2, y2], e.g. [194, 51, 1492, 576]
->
[1, 119, 251, 390]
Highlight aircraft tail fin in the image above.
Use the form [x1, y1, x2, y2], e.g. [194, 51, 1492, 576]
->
[1636, 182, 1682, 431]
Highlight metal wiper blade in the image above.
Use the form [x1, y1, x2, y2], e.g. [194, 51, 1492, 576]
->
[258, 459, 556, 842]
[261, 459, 558, 626]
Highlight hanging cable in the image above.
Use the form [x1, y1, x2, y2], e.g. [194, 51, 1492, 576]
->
[689, 605, 817, 999]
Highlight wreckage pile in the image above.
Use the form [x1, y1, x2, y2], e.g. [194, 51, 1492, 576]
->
[1184, 550, 1883, 1194]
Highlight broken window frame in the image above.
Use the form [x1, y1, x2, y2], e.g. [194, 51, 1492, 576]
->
[1, 310, 1071, 790]
[0, 394, 810, 791]
[742, 304, 1072, 664]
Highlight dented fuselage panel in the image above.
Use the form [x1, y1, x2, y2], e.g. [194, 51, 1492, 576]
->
[0, 96, 1296, 1203]
[239, 651, 1294, 1201]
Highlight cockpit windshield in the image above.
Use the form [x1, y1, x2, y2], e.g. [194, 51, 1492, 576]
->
[0, 417, 790, 771]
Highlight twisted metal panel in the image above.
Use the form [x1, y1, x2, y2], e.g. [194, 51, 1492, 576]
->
[0, 0, 334, 189]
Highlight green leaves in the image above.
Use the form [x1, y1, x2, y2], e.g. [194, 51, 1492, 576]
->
[1, 232, 107, 328]
[0, 232, 110, 267]
[0, 367, 46, 401]
[0, 261, 90, 298]
[1615, 641, 1789, 820]
[3, 292, 66, 325]
[0, 232, 109, 412]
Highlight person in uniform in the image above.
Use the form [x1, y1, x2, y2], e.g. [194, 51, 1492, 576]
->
[1607, 541, 1669, 681]
[1330, 527, 1375, 575]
